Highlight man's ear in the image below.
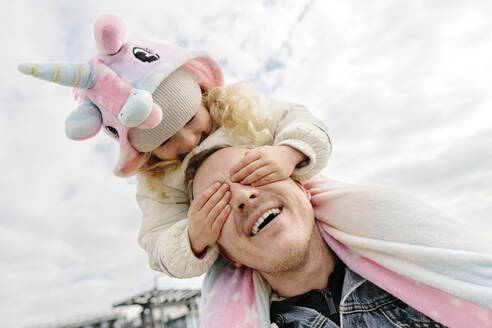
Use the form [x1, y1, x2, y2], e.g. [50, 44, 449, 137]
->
[218, 245, 243, 268]
[293, 179, 311, 200]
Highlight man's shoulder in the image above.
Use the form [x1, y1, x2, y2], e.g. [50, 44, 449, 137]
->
[341, 269, 446, 327]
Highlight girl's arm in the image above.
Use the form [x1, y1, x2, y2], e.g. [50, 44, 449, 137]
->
[136, 179, 219, 278]
[230, 99, 331, 185]
[269, 100, 332, 181]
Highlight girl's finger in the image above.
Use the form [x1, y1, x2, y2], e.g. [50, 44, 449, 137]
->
[202, 184, 229, 213]
[207, 191, 231, 222]
[229, 151, 261, 176]
[240, 166, 272, 185]
[251, 172, 280, 187]
[212, 204, 231, 232]
[192, 181, 222, 210]
[231, 159, 265, 182]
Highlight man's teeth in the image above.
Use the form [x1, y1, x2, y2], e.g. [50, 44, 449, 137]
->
[251, 208, 281, 235]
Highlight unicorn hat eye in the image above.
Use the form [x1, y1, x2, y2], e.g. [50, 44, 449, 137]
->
[105, 125, 119, 139]
[133, 47, 160, 63]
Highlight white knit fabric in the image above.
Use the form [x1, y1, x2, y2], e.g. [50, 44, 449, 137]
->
[129, 67, 202, 152]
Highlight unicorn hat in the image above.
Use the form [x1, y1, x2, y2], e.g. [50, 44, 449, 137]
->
[18, 14, 223, 176]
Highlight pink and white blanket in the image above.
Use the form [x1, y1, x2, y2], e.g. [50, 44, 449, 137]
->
[201, 180, 492, 328]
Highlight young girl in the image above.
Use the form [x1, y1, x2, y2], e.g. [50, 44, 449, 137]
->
[18, 14, 331, 278]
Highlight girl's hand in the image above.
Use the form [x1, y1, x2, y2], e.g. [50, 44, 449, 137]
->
[230, 145, 306, 187]
[188, 182, 231, 256]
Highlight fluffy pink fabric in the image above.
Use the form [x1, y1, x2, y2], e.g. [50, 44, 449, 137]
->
[182, 58, 223, 91]
[139, 103, 163, 129]
[94, 14, 127, 55]
[319, 227, 492, 328]
[90, 59, 132, 115]
[201, 266, 259, 328]
[309, 180, 492, 328]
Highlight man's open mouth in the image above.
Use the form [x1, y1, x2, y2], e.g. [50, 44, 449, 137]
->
[251, 207, 283, 236]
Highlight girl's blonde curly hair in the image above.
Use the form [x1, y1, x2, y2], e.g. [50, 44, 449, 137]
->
[137, 80, 272, 198]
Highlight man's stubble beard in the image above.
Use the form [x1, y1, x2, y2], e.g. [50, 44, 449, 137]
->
[258, 223, 316, 277]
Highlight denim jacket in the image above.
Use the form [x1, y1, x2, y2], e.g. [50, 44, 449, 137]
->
[271, 268, 446, 328]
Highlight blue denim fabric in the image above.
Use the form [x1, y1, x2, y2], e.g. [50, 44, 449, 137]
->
[271, 269, 447, 328]
[271, 306, 339, 328]
[341, 269, 446, 328]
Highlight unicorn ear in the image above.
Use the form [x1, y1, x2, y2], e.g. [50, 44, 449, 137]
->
[65, 102, 102, 140]
[94, 14, 127, 55]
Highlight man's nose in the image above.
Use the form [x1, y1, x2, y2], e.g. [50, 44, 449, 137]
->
[229, 184, 259, 212]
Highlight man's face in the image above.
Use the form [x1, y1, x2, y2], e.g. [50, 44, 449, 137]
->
[192, 147, 315, 274]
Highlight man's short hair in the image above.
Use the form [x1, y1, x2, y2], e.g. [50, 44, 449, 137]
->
[185, 145, 229, 199]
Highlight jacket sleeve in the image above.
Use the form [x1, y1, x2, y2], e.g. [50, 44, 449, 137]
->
[266, 100, 332, 181]
[136, 178, 219, 278]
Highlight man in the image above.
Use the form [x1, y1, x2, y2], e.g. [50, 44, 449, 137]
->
[190, 147, 447, 328]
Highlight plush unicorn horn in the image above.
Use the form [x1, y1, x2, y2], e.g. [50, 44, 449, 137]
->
[17, 62, 96, 88]
[18, 13, 223, 177]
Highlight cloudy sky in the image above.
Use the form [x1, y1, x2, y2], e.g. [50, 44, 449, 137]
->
[1, 0, 491, 327]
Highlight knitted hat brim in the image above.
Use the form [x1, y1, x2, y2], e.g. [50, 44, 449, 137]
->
[128, 67, 202, 152]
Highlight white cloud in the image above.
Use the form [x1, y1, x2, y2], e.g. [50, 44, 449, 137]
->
[1, 0, 491, 327]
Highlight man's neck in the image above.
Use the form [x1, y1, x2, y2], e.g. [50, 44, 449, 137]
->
[262, 225, 336, 298]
